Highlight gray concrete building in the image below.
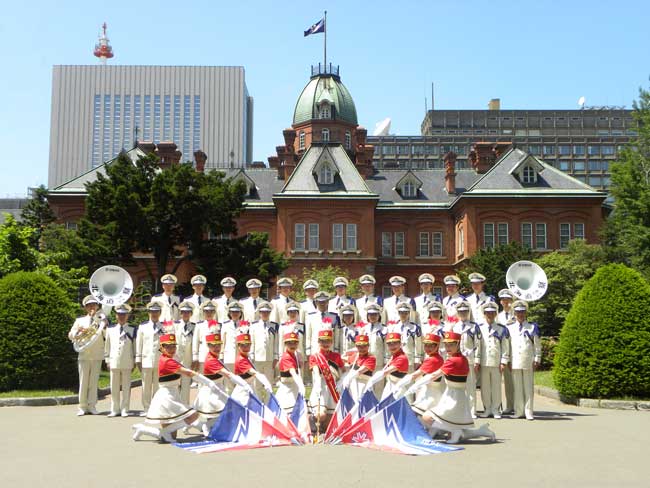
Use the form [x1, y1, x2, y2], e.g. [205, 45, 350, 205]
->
[48, 65, 253, 188]
[368, 104, 635, 191]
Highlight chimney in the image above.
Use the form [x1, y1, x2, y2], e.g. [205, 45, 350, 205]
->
[194, 150, 207, 173]
[444, 151, 457, 194]
[488, 98, 501, 111]
[156, 142, 182, 169]
[137, 141, 156, 154]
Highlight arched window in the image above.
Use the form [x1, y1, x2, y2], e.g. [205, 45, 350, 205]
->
[522, 165, 536, 183]
[299, 131, 305, 150]
[319, 102, 331, 119]
[345, 130, 351, 149]
[322, 128, 330, 142]
[319, 164, 334, 184]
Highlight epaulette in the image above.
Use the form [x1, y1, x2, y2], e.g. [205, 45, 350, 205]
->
[152, 293, 162, 297]
[270, 321, 279, 326]
[140, 320, 149, 326]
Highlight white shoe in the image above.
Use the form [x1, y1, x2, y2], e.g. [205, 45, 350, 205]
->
[471, 413, 477, 419]
[447, 430, 462, 444]
[121, 410, 129, 417]
[160, 430, 175, 443]
[132, 424, 144, 441]
[525, 414, 534, 421]
[139, 411, 147, 417]
[479, 412, 490, 418]
[76, 408, 86, 416]
[202, 424, 210, 437]
[107, 411, 119, 418]
[493, 413, 502, 419]
[87, 407, 98, 415]
[477, 423, 496, 442]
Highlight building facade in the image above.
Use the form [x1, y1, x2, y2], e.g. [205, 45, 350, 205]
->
[369, 105, 634, 193]
[48, 65, 253, 188]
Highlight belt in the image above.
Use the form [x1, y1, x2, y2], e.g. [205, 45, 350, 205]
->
[205, 373, 223, 380]
[159, 373, 181, 382]
[280, 371, 292, 378]
[444, 374, 467, 383]
[239, 372, 254, 380]
[390, 371, 407, 378]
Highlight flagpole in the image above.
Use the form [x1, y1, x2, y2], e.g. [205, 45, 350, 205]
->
[324, 10, 327, 69]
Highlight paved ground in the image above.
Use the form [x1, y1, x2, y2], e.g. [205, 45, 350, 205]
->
[1, 387, 647, 488]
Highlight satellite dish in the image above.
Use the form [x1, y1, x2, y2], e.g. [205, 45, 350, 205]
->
[373, 118, 391, 136]
[578, 96, 586, 108]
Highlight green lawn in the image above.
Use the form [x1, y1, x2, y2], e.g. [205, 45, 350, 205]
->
[534, 370, 555, 389]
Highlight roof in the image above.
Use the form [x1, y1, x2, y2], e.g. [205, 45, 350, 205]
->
[293, 75, 358, 126]
[275, 144, 377, 199]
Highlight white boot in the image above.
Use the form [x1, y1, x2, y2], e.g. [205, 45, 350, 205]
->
[446, 430, 462, 444]
[159, 420, 186, 443]
[461, 423, 496, 442]
[132, 423, 161, 441]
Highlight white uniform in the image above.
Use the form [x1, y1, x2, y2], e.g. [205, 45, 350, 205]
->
[386, 320, 422, 371]
[476, 322, 510, 416]
[413, 293, 440, 325]
[498, 309, 515, 412]
[240, 296, 262, 323]
[270, 295, 294, 325]
[214, 295, 236, 323]
[328, 295, 356, 320]
[68, 315, 104, 413]
[384, 295, 415, 323]
[278, 321, 305, 359]
[173, 320, 197, 404]
[467, 292, 495, 323]
[443, 293, 464, 319]
[305, 311, 340, 356]
[299, 298, 317, 324]
[452, 320, 480, 417]
[184, 294, 209, 323]
[219, 319, 241, 368]
[150, 293, 180, 322]
[355, 295, 386, 323]
[135, 320, 162, 410]
[194, 319, 220, 368]
[339, 320, 360, 357]
[104, 322, 136, 415]
[508, 320, 541, 419]
[250, 319, 279, 398]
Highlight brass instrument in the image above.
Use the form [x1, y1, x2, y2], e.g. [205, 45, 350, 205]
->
[505, 260, 548, 302]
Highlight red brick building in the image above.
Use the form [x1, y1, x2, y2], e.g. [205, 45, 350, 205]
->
[48, 65, 607, 296]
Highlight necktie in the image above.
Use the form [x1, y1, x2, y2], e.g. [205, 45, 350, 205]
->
[198, 296, 202, 305]
[253, 299, 257, 309]
[286, 296, 289, 304]
[168, 296, 172, 305]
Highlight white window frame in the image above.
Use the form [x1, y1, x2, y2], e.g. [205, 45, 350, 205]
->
[345, 131, 351, 150]
[535, 223, 547, 250]
[394, 232, 405, 257]
[432, 232, 443, 256]
[308, 223, 319, 251]
[65, 221, 78, 231]
[497, 222, 509, 246]
[419, 232, 430, 257]
[560, 223, 571, 249]
[319, 103, 331, 119]
[521, 222, 533, 249]
[574, 223, 585, 240]
[522, 165, 536, 184]
[381, 232, 392, 257]
[483, 223, 495, 249]
[321, 128, 330, 142]
[294, 223, 305, 251]
[299, 131, 305, 150]
[458, 227, 465, 255]
[346, 224, 357, 251]
[318, 164, 334, 184]
[332, 223, 343, 251]
[403, 181, 417, 198]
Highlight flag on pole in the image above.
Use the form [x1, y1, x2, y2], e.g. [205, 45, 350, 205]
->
[304, 18, 325, 36]
[327, 388, 378, 443]
[290, 393, 313, 444]
[324, 387, 355, 441]
[247, 394, 301, 443]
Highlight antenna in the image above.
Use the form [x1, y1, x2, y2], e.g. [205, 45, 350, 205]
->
[578, 96, 586, 109]
[431, 82, 435, 111]
[373, 118, 391, 136]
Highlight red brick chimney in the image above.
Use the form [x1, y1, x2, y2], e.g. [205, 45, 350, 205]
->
[444, 151, 457, 194]
[194, 150, 207, 173]
[156, 142, 182, 169]
[137, 141, 156, 154]
[469, 142, 512, 173]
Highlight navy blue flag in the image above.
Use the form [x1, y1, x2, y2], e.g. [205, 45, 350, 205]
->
[304, 18, 325, 36]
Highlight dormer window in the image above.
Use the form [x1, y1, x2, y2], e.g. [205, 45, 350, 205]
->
[345, 130, 351, 150]
[403, 181, 417, 197]
[319, 102, 331, 119]
[322, 128, 330, 142]
[394, 170, 423, 199]
[299, 131, 305, 150]
[522, 165, 537, 184]
[509, 153, 544, 185]
[318, 163, 334, 184]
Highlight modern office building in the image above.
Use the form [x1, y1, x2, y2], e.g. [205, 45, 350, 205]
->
[368, 103, 635, 191]
[48, 65, 253, 188]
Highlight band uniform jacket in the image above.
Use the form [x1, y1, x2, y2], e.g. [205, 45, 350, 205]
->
[220, 319, 244, 365]
[507, 321, 541, 370]
[355, 321, 387, 369]
[278, 320, 305, 358]
[194, 319, 221, 364]
[328, 295, 357, 321]
[173, 320, 197, 365]
[305, 311, 340, 356]
[383, 295, 416, 323]
[184, 294, 208, 322]
[386, 320, 422, 365]
[135, 320, 163, 369]
[104, 322, 137, 370]
[299, 298, 317, 325]
[443, 293, 464, 319]
[476, 322, 510, 368]
[151, 293, 180, 322]
[250, 319, 279, 362]
[69, 315, 105, 361]
[355, 294, 385, 323]
[468, 292, 496, 323]
[214, 295, 236, 323]
[240, 296, 262, 323]
[413, 293, 442, 325]
[270, 295, 295, 325]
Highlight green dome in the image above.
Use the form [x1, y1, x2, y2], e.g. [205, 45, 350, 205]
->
[293, 73, 358, 126]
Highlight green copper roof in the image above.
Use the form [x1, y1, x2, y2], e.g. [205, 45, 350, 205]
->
[293, 74, 358, 126]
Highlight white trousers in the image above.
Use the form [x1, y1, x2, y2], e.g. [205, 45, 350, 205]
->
[78, 360, 101, 411]
[253, 361, 275, 401]
[512, 368, 534, 418]
[466, 367, 477, 416]
[179, 374, 192, 404]
[502, 365, 514, 411]
[110, 369, 132, 413]
[480, 366, 502, 415]
[141, 367, 159, 411]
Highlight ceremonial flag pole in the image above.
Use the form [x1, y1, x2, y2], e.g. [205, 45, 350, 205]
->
[324, 10, 327, 68]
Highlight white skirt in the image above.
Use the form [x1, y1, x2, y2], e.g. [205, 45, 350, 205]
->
[193, 378, 227, 418]
[412, 380, 444, 415]
[145, 380, 194, 425]
[231, 376, 255, 406]
[276, 377, 299, 411]
[380, 374, 402, 401]
[348, 374, 370, 402]
[309, 378, 337, 412]
[429, 380, 475, 431]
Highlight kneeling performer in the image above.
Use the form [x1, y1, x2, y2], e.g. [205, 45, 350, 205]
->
[341, 334, 376, 401]
[275, 332, 306, 414]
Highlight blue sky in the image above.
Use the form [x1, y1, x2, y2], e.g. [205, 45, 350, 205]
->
[0, 0, 648, 196]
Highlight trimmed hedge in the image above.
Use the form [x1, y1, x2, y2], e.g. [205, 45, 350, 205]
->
[553, 264, 650, 398]
[0, 272, 78, 391]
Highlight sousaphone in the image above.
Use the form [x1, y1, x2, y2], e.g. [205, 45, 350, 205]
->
[505, 260, 548, 302]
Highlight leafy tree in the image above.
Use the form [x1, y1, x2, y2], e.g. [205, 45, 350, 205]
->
[528, 240, 608, 335]
[20, 185, 56, 247]
[0, 215, 39, 277]
[554, 264, 650, 398]
[291, 265, 361, 301]
[40, 223, 100, 271]
[603, 85, 650, 277]
[79, 151, 248, 289]
[458, 242, 535, 297]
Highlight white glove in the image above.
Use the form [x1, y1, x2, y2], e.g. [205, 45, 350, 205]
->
[256, 373, 273, 393]
[395, 373, 413, 390]
[405, 374, 433, 397]
[296, 377, 306, 397]
[193, 373, 214, 389]
[229, 373, 253, 393]
[364, 370, 385, 392]
[341, 369, 359, 389]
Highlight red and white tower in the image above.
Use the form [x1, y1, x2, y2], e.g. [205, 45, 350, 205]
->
[93, 22, 114, 65]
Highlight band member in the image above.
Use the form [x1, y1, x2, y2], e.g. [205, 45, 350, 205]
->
[104, 303, 136, 417]
[279, 301, 304, 354]
[299, 279, 319, 324]
[220, 301, 246, 375]
[309, 329, 345, 431]
[454, 300, 481, 418]
[231, 332, 273, 406]
[241, 278, 263, 323]
[305, 291, 341, 357]
[338, 304, 359, 356]
[507, 300, 541, 420]
[250, 301, 279, 400]
[214, 277, 237, 323]
[132, 334, 214, 442]
[270, 277, 295, 325]
[364, 332, 409, 400]
[398, 333, 445, 418]
[467, 272, 495, 323]
[151, 274, 180, 322]
[194, 300, 220, 371]
[497, 288, 515, 413]
[421, 331, 495, 444]
[414, 273, 441, 325]
[174, 301, 198, 404]
[384, 276, 415, 323]
[193, 333, 252, 436]
[136, 302, 165, 414]
[276, 332, 307, 413]
[355, 274, 384, 316]
[422, 301, 446, 336]
[185, 274, 209, 323]
[68, 295, 104, 416]
[442, 275, 464, 318]
[341, 334, 376, 401]
[329, 277, 356, 320]
[475, 302, 510, 418]
[386, 302, 422, 370]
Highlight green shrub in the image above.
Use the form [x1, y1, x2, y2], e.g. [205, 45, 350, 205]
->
[553, 264, 650, 398]
[0, 272, 78, 391]
[539, 337, 558, 371]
